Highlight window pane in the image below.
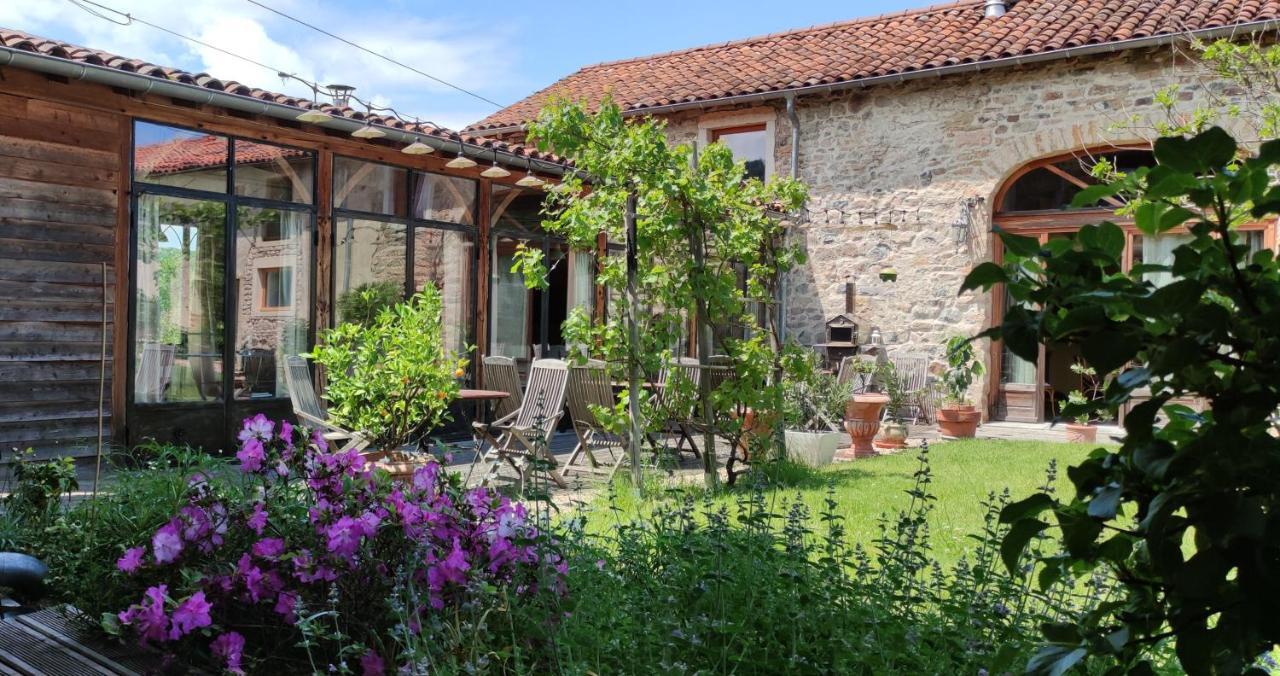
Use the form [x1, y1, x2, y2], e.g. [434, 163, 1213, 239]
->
[491, 184, 545, 235]
[413, 172, 477, 225]
[234, 140, 315, 204]
[334, 157, 407, 216]
[413, 227, 474, 356]
[490, 235, 531, 360]
[234, 207, 311, 399]
[134, 122, 228, 192]
[134, 194, 226, 403]
[713, 126, 767, 181]
[1136, 234, 1193, 288]
[334, 217, 406, 324]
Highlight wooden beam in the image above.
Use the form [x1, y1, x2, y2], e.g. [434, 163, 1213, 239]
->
[476, 178, 491, 381]
[315, 150, 334, 334]
[1041, 163, 1124, 208]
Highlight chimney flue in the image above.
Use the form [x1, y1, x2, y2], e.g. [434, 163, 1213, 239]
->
[844, 282, 856, 314]
[984, 0, 1007, 17]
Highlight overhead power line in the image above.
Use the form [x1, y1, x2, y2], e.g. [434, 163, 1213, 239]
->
[243, 0, 506, 109]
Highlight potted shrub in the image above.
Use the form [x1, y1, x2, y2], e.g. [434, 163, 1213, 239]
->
[874, 361, 909, 451]
[780, 352, 851, 467]
[308, 287, 466, 474]
[1062, 361, 1105, 443]
[936, 336, 985, 439]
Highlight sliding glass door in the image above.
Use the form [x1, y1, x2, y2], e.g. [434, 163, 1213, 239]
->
[129, 121, 315, 450]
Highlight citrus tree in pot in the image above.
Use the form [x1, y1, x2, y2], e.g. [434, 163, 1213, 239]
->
[1061, 361, 1107, 443]
[780, 350, 851, 467]
[308, 287, 466, 474]
[874, 361, 909, 451]
[936, 336, 984, 438]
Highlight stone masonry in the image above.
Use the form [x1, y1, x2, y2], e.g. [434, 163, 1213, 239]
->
[656, 47, 1252, 409]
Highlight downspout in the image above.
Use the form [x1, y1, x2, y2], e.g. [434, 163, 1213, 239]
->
[0, 46, 567, 176]
[779, 93, 800, 344]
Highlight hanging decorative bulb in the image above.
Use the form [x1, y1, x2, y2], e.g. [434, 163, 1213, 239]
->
[296, 106, 331, 124]
[401, 138, 435, 155]
[445, 138, 477, 169]
[480, 149, 510, 178]
[515, 158, 544, 187]
[351, 122, 386, 139]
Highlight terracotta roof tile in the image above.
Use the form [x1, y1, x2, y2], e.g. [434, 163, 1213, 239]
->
[470, 0, 1280, 131]
[0, 28, 565, 166]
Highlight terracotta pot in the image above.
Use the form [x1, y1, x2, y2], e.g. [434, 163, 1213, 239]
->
[1064, 422, 1097, 443]
[363, 450, 431, 482]
[936, 404, 981, 439]
[874, 420, 909, 451]
[836, 393, 890, 461]
[736, 408, 775, 462]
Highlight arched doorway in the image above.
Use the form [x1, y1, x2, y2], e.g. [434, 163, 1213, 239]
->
[988, 147, 1276, 422]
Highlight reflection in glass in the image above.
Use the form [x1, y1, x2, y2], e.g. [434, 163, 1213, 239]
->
[234, 140, 315, 204]
[334, 157, 407, 216]
[133, 122, 228, 191]
[334, 217, 406, 324]
[490, 184, 545, 235]
[413, 172, 477, 225]
[490, 235, 530, 360]
[413, 227, 474, 356]
[712, 125, 768, 181]
[134, 195, 226, 403]
[234, 207, 311, 399]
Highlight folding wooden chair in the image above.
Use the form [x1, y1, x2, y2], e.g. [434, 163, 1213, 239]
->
[135, 342, 175, 403]
[563, 359, 625, 478]
[888, 354, 930, 424]
[654, 358, 703, 458]
[282, 355, 370, 453]
[482, 355, 524, 421]
[474, 358, 570, 489]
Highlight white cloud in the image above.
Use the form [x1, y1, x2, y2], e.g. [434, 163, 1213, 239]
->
[0, 0, 511, 129]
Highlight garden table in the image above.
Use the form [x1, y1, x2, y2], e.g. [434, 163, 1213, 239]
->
[457, 388, 510, 428]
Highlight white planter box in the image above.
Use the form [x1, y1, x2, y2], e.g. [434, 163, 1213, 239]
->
[784, 429, 848, 467]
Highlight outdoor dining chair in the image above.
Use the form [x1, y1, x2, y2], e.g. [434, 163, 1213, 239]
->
[654, 357, 704, 458]
[474, 358, 571, 489]
[282, 355, 370, 453]
[482, 355, 524, 421]
[888, 354, 931, 424]
[135, 342, 175, 403]
[563, 359, 625, 478]
[837, 353, 884, 393]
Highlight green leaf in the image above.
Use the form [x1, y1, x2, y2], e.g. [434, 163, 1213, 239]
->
[1028, 645, 1088, 676]
[960, 262, 1008, 292]
[1080, 329, 1138, 376]
[998, 228, 1042, 258]
[1088, 484, 1123, 519]
[1000, 492, 1056, 524]
[1071, 183, 1123, 209]
[1041, 622, 1082, 644]
[1001, 518, 1048, 575]
[1154, 126, 1237, 173]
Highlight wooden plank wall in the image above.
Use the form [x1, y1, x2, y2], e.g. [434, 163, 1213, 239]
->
[0, 91, 123, 459]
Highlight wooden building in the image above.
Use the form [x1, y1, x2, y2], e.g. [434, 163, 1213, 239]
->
[0, 29, 580, 455]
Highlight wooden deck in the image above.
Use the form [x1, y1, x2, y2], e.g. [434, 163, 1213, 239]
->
[0, 606, 200, 675]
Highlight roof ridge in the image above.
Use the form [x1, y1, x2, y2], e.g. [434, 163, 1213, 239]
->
[571, 0, 981, 71]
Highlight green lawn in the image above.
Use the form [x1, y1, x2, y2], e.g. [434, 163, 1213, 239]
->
[579, 438, 1099, 566]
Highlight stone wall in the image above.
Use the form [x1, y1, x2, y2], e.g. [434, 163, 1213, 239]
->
[655, 47, 1247, 410]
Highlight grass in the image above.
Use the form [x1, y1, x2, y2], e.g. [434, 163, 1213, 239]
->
[578, 438, 1099, 566]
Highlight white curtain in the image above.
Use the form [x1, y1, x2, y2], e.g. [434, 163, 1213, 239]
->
[1141, 234, 1192, 288]
[491, 246, 529, 359]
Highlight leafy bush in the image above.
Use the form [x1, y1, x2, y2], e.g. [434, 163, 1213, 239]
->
[335, 281, 403, 328]
[941, 335, 983, 405]
[964, 126, 1280, 673]
[780, 348, 850, 431]
[309, 288, 466, 450]
[56, 417, 566, 673]
[544, 445, 1131, 675]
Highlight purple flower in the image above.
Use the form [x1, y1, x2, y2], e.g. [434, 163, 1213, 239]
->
[152, 520, 183, 565]
[117, 547, 145, 575]
[247, 502, 268, 535]
[169, 592, 212, 640]
[210, 631, 245, 675]
[274, 591, 298, 624]
[118, 585, 169, 645]
[279, 420, 295, 446]
[324, 515, 376, 563]
[238, 414, 274, 443]
[236, 437, 266, 473]
[252, 537, 286, 559]
[360, 650, 385, 676]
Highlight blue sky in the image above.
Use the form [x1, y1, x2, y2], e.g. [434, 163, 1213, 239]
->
[2, 1, 922, 129]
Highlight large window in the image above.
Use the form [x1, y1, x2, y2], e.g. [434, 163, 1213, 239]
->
[332, 157, 478, 356]
[489, 185, 591, 362]
[131, 122, 316, 407]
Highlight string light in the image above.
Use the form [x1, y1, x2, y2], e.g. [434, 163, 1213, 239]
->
[481, 160, 511, 179]
[515, 157, 544, 187]
[351, 122, 386, 139]
[445, 137, 477, 169]
[401, 138, 435, 155]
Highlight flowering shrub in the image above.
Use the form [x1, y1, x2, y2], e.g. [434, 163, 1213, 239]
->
[105, 415, 565, 673]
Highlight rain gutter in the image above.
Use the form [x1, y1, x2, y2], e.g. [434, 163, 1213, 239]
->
[0, 45, 568, 176]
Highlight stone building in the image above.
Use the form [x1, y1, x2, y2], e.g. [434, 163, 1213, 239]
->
[471, 0, 1280, 422]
